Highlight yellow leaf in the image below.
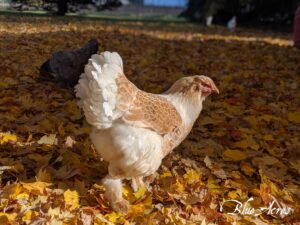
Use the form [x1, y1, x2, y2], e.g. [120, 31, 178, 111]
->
[207, 177, 221, 193]
[104, 212, 122, 223]
[0, 213, 17, 223]
[263, 134, 274, 141]
[1, 183, 22, 199]
[95, 214, 114, 225]
[49, 219, 63, 225]
[223, 150, 247, 161]
[234, 138, 259, 151]
[0, 132, 17, 144]
[253, 155, 279, 166]
[241, 162, 255, 176]
[235, 141, 249, 149]
[16, 193, 29, 201]
[133, 186, 146, 199]
[26, 133, 33, 143]
[48, 207, 61, 217]
[290, 160, 300, 173]
[22, 210, 33, 221]
[0, 199, 8, 209]
[122, 185, 131, 198]
[66, 100, 82, 121]
[12, 162, 24, 173]
[37, 134, 58, 145]
[37, 169, 52, 182]
[142, 195, 152, 207]
[173, 179, 185, 192]
[227, 189, 242, 199]
[259, 115, 286, 124]
[160, 169, 172, 179]
[259, 173, 294, 202]
[64, 189, 79, 210]
[279, 80, 285, 90]
[73, 179, 86, 195]
[22, 181, 51, 194]
[18, 95, 35, 110]
[0, 215, 8, 224]
[128, 203, 145, 215]
[40, 118, 54, 130]
[0, 82, 8, 88]
[58, 123, 65, 136]
[183, 169, 201, 184]
[244, 116, 258, 128]
[199, 116, 218, 125]
[287, 112, 300, 123]
[223, 102, 241, 114]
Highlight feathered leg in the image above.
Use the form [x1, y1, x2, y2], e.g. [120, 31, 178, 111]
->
[131, 177, 145, 192]
[102, 175, 130, 213]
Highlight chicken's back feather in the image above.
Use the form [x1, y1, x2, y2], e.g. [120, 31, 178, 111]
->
[75, 52, 125, 129]
[75, 51, 182, 136]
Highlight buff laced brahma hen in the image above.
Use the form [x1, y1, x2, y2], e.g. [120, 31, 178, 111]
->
[75, 51, 219, 212]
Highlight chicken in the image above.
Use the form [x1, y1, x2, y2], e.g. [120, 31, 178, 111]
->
[75, 51, 219, 212]
[40, 39, 99, 88]
[227, 16, 237, 31]
[206, 16, 213, 27]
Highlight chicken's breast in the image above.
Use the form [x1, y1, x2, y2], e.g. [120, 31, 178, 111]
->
[90, 122, 163, 178]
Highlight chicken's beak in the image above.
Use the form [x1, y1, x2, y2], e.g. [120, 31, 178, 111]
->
[211, 83, 219, 94]
[195, 75, 219, 95]
[208, 79, 219, 94]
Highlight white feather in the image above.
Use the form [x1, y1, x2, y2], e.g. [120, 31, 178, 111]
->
[75, 51, 124, 129]
[160, 93, 203, 127]
[90, 123, 163, 178]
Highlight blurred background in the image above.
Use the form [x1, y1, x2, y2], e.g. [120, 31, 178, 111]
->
[0, 0, 299, 27]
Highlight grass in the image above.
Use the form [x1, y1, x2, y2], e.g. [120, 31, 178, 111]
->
[0, 8, 188, 24]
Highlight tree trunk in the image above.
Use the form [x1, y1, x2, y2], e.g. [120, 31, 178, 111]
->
[57, 0, 68, 16]
[179, 0, 226, 22]
[179, 0, 206, 21]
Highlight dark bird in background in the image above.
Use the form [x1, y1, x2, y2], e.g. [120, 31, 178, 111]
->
[39, 39, 99, 88]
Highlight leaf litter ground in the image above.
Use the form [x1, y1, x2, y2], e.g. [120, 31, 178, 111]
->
[0, 16, 299, 225]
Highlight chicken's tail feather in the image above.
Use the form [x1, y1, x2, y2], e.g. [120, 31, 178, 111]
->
[75, 51, 123, 129]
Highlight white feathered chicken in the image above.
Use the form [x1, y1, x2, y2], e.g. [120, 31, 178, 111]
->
[75, 51, 219, 212]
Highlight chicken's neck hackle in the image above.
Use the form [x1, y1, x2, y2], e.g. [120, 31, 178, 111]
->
[161, 92, 204, 128]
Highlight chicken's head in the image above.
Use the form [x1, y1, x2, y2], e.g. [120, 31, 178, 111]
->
[166, 75, 219, 100]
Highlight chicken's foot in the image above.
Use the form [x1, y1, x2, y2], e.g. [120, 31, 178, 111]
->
[102, 175, 130, 213]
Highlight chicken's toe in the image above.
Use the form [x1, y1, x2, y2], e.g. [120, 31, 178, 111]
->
[131, 177, 145, 192]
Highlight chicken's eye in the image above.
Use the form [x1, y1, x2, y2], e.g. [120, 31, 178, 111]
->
[201, 81, 211, 88]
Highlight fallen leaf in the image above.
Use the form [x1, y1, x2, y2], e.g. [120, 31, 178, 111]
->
[0, 132, 17, 144]
[64, 189, 80, 210]
[241, 162, 255, 176]
[234, 138, 259, 151]
[37, 134, 58, 145]
[64, 136, 76, 148]
[36, 169, 52, 182]
[287, 112, 300, 123]
[184, 169, 201, 184]
[223, 149, 247, 161]
[133, 186, 146, 199]
[22, 181, 51, 194]
[263, 134, 274, 141]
